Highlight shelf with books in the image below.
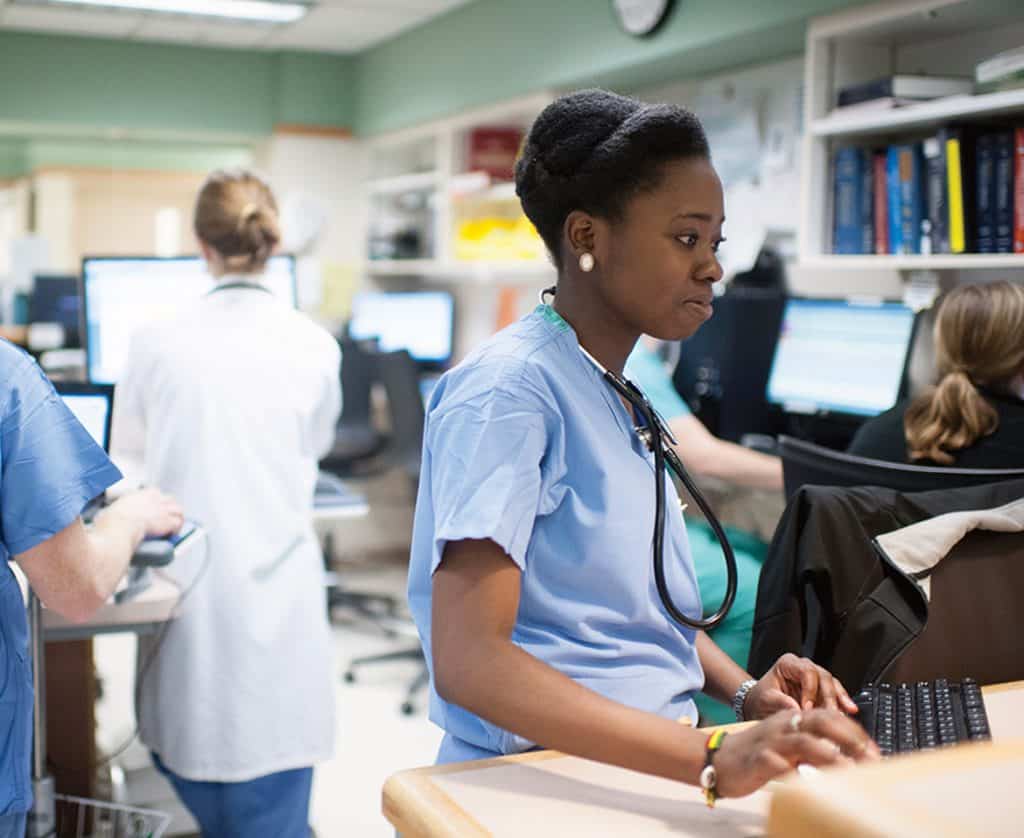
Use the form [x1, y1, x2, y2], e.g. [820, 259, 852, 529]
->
[800, 0, 1024, 269]
[812, 88, 1024, 139]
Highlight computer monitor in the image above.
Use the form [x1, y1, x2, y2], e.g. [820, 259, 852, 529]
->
[82, 255, 297, 385]
[348, 291, 454, 369]
[766, 298, 917, 417]
[30, 275, 82, 347]
[55, 382, 114, 452]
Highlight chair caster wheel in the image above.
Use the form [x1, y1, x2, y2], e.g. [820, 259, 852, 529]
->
[344, 671, 356, 683]
[401, 702, 415, 716]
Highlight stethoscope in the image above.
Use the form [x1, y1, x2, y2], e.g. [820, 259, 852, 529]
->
[541, 289, 738, 631]
[207, 280, 272, 296]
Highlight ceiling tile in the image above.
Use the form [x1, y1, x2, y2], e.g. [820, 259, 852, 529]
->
[265, 5, 410, 53]
[0, 0, 478, 52]
[131, 16, 271, 49]
[0, 4, 140, 38]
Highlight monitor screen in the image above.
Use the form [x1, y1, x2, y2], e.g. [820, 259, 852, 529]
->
[55, 384, 113, 451]
[30, 275, 82, 347]
[766, 298, 916, 417]
[348, 291, 454, 368]
[82, 255, 296, 385]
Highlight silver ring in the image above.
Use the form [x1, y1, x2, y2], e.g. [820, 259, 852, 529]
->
[789, 712, 803, 733]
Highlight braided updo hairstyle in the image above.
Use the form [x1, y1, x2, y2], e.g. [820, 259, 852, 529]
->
[515, 89, 710, 268]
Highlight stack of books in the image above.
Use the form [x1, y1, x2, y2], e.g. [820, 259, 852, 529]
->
[976, 46, 1024, 94]
[833, 74, 973, 114]
[832, 127, 1024, 255]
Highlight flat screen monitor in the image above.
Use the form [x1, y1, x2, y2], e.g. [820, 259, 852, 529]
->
[55, 382, 114, 452]
[766, 298, 917, 417]
[348, 291, 454, 369]
[82, 255, 296, 385]
[30, 275, 82, 347]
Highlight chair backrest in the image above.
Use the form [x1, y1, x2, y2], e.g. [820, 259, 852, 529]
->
[778, 435, 1024, 499]
[376, 349, 425, 480]
[882, 528, 1024, 686]
[338, 338, 376, 427]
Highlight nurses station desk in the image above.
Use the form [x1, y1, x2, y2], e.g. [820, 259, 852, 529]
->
[383, 681, 1024, 837]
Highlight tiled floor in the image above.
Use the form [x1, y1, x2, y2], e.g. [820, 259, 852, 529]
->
[94, 565, 442, 837]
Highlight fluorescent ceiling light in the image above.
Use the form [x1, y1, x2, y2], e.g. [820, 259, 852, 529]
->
[21, 0, 313, 24]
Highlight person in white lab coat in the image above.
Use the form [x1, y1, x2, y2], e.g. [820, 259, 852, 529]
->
[112, 169, 341, 838]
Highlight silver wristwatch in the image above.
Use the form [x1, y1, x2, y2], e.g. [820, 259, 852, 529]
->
[732, 679, 758, 722]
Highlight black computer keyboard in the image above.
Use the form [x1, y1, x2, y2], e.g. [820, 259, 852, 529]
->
[852, 678, 991, 755]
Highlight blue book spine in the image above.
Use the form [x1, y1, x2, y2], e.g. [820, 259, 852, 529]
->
[896, 144, 924, 255]
[860, 151, 874, 254]
[833, 146, 865, 254]
[994, 131, 1015, 253]
[976, 133, 996, 253]
[887, 146, 904, 254]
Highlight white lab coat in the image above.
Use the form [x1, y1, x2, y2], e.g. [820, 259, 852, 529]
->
[111, 279, 341, 782]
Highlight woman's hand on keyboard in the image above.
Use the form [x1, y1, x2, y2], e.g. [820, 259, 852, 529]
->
[745, 653, 860, 717]
[714, 708, 879, 798]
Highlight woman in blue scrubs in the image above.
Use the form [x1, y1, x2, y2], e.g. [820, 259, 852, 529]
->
[0, 339, 182, 835]
[408, 90, 877, 801]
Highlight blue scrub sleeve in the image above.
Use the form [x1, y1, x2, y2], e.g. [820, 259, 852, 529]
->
[427, 391, 548, 574]
[624, 343, 691, 422]
[1, 352, 122, 557]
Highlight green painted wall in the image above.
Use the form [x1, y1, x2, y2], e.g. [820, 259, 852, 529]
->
[0, 31, 353, 138]
[0, 139, 28, 179]
[352, 0, 870, 135]
[0, 136, 251, 179]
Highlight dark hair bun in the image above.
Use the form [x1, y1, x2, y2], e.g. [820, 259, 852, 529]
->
[515, 89, 710, 266]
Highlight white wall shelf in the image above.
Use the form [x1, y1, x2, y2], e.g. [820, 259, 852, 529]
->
[812, 88, 1024, 138]
[798, 0, 1024, 280]
[802, 253, 1024, 271]
[367, 171, 440, 196]
[362, 91, 554, 283]
[363, 259, 554, 283]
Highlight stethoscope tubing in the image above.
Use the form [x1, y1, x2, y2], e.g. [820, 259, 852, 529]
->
[580, 344, 739, 631]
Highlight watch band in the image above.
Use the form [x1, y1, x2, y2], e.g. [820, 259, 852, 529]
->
[700, 729, 728, 808]
[732, 678, 758, 722]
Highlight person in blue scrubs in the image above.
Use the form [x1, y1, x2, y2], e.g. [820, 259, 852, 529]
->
[408, 90, 877, 801]
[625, 338, 780, 724]
[0, 339, 182, 836]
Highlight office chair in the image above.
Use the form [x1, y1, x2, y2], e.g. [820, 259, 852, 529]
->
[751, 478, 1024, 692]
[326, 349, 429, 714]
[673, 288, 787, 443]
[320, 338, 384, 474]
[778, 435, 1024, 500]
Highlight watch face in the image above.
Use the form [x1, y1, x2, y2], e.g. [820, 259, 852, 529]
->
[699, 763, 717, 790]
[612, 0, 675, 37]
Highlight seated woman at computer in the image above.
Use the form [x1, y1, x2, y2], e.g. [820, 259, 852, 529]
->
[111, 169, 342, 837]
[0, 338, 182, 837]
[408, 90, 876, 802]
[848, 281, 1024, 468]
[625, 337, 781, 724]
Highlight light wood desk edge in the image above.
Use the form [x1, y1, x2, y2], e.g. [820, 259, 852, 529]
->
[383, 683, 1024, 837]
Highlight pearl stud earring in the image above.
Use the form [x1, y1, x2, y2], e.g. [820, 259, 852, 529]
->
[579, 252, 595, 272]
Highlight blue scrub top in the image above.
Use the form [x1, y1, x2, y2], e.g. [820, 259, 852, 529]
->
[624, 342, 691, 422]
[0, 340, 122, 815]
[408, 307, 704, 764]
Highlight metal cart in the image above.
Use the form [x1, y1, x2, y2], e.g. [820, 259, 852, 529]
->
[26, 589, 172, 838]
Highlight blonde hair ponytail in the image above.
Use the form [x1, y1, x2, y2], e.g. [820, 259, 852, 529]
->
[904, 281, 1024, 463]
